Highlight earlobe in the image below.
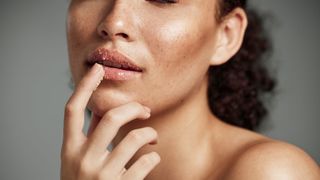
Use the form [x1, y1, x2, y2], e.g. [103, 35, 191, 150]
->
[209, 8, 248, 66]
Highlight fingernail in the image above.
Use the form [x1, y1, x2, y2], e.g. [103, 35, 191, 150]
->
[150, 152, 161, 162]
[93, 63, 104, 74]
[145, 112, 151, 119]
[143, 106, 151, 113]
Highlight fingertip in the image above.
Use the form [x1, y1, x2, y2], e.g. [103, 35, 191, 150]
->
[148, 138, 158, 145]
[93, 62, 103, 72]
[144, 112, 151, 119]
[147, 127, 158, 145]
[142, 106, 151, 119]
[143, 106, 151, 113]
[151, 152, 161, 163]
[92, 63, 104, 90]
[95, 63, 105, 79]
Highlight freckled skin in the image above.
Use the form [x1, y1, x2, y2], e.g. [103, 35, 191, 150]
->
[67, 0, 218, 117]
[66, 1, 320, 179]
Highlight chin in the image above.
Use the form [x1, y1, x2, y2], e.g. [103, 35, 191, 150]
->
[87, 88, 138, 117]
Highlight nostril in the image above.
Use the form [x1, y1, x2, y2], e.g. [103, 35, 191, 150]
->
[116, 33, 129, 39]
[101, 30, 108, 37]
[98, 28, 130, 40]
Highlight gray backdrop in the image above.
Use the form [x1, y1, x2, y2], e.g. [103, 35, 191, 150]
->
[0, 0, 319, 179]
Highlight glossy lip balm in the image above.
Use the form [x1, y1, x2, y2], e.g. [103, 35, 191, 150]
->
[103, 66, 141, 81]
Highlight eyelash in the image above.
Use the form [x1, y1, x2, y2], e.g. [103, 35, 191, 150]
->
[147, 0, 177, 4]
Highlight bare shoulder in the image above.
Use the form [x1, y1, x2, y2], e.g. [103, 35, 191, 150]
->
[224, 139, 320, 180]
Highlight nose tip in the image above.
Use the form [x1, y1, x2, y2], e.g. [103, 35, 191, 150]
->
[97, 6, 133, 42]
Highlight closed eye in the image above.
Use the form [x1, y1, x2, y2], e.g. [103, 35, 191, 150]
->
[146, 0, 177, 4]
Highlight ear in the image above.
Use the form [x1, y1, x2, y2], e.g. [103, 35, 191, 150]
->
[209, 8, 248, 66]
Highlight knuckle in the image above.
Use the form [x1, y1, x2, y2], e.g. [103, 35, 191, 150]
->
[128, 129, 145, 143]
[104, 110, 121, 125]
[64, 102, 74, 116]
[132, 102, 146, 112]
[145, 127, 157, 137]
[128, 127, 157, 144]
[77, 155, 95, 176]
[99, 118, 118, 131]
[64, 101, 81, 116]
[129, 101, 141, 107]
[139, 153, 159, 168]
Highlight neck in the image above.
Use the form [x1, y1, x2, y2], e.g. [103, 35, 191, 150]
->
[113, 77, 219, 179]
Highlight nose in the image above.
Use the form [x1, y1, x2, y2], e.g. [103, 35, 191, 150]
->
[97, 1, 135, 42]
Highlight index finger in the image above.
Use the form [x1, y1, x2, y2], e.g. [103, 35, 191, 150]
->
[63, 63, 104, 144]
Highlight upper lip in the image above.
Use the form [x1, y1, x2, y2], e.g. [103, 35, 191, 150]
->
[86, 48, 143, 72]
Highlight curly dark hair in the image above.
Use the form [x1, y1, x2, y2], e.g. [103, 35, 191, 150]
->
[208, 0, 276, 130]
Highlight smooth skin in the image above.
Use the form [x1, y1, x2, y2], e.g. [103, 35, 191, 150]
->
[62, 0, 320, 179]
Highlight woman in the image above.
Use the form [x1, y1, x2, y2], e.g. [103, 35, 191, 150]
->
[61, 0, 320, 179]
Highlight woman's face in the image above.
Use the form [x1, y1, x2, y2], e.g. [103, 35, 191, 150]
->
[67, 0, 221, 116]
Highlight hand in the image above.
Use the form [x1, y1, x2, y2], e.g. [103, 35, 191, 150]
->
[60, 63, 160, 180]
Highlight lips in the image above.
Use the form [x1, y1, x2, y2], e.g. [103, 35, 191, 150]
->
[86, 48, 143, 72]
[86, 48, 143, 81]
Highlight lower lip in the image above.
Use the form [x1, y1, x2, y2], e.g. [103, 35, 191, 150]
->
[102, 66, 142, 81]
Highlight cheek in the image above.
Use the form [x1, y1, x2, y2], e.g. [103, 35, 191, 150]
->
[145, 18, 215, 80]
[139, 18, 215, 109]
[150, 20, 197, 62]
[67, 11, 93, 50]
[67, 8, 100, 83]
